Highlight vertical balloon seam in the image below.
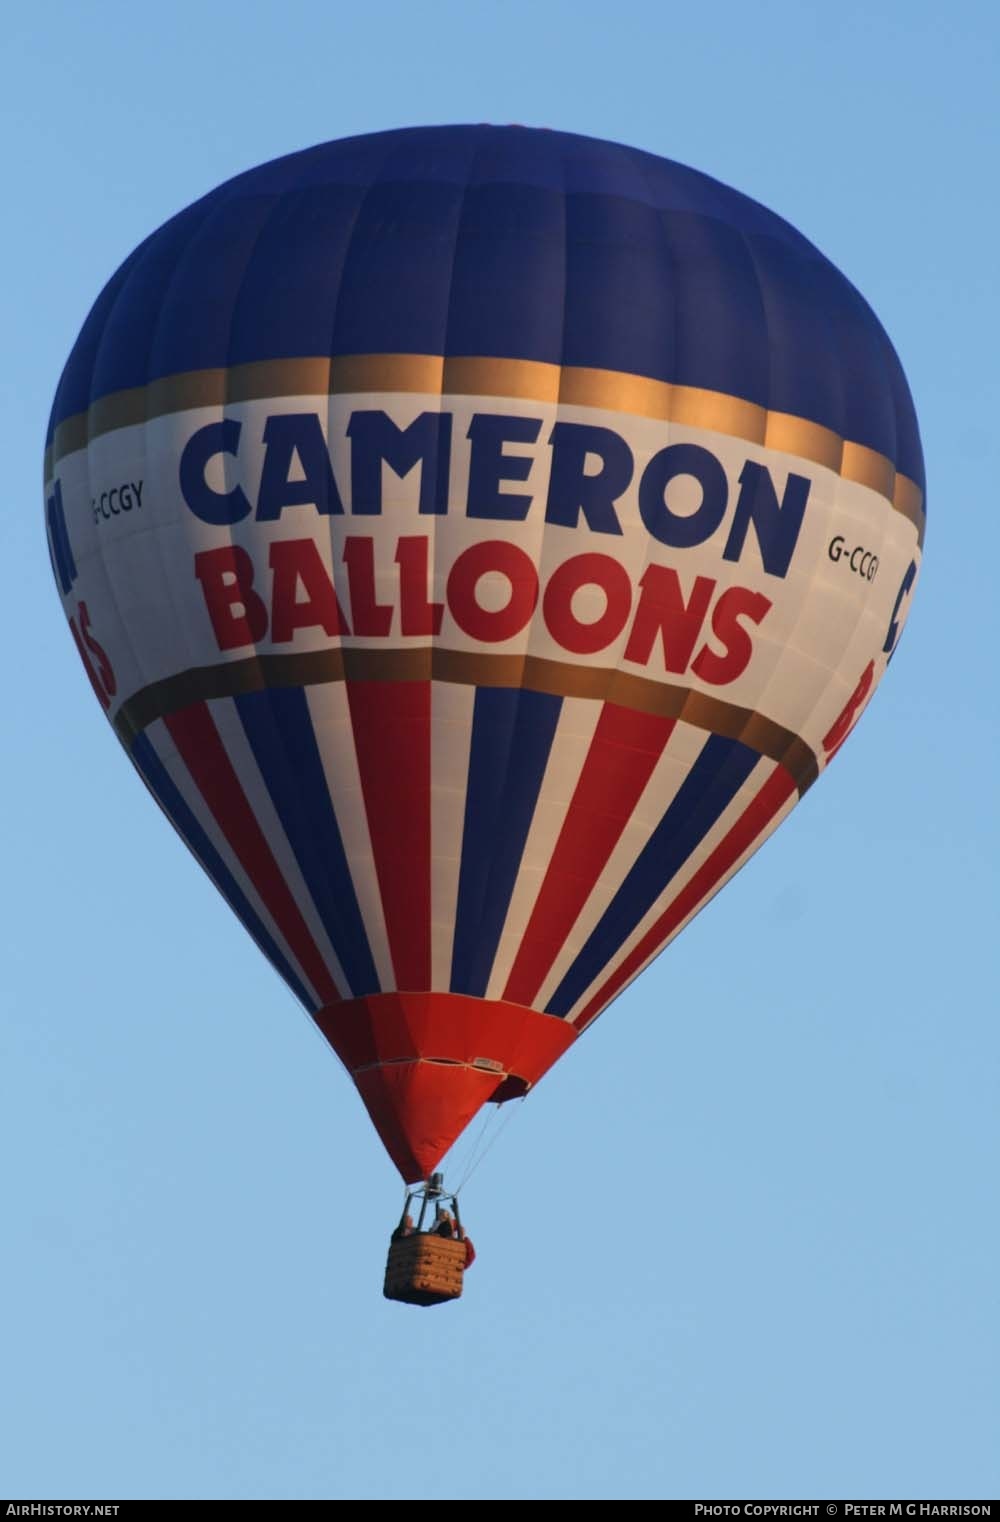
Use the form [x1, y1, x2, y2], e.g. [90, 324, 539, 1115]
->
[76, 255, 151, 752]
[445, 140, 534, 1002]
[430, 150, 478, 1000]
[484, 156, 580, 1005]
[157, 193, 258, 693]
[312, 162, 389, 1004]
[335, 142, 431, 998]
[493, 167, 583, 1006]
[222, 184, 355, 1008]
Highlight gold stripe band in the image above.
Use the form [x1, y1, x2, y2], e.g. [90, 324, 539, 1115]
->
[45, 354, 925, 544]
[114, 645, 820, 794]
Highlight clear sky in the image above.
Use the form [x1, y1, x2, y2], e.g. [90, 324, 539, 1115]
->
[4, 0, 997, 1502]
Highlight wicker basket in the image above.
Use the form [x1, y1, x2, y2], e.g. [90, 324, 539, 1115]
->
[383, 1233, 466, 1306]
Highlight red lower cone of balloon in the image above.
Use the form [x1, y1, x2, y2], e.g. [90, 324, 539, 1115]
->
[352, 1061, 502, 1181]
[314, 993, 577, 1182]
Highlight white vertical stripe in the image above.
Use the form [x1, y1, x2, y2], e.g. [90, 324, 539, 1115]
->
[205, 697, 350, 1000]
[304, 681, 396, 992]
[430, 680, 475, 989]
[485, 695, 604, 1001]
[143, 717, 320, 1006]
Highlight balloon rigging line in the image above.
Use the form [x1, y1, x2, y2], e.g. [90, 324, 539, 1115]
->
[453, 1097, 527, 1195]
[441, 1106, 494, 1190]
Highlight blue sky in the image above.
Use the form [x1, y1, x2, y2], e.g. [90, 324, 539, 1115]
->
[4, 0, 998, 1501]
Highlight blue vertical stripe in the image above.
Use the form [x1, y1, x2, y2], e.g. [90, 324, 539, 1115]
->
[450, 688, 562, 997]
[545, 735, 761, 1016]
[131, 731, 316, 1011]
[45, 498, 68, 593]
[234, 687, 381, 997]
[46, 482, 76, 594]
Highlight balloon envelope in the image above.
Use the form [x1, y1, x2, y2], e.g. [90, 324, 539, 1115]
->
[45, 126, 924, 1180]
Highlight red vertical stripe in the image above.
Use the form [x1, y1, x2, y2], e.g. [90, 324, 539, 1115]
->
[503, 704, 676, 1007]
[163, 703, 341, 1006]
[572, 762, 798, 1029]
[347, 681, 431, 989]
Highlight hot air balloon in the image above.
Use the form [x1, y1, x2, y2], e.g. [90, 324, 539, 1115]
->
[44, 126, 923, 1303]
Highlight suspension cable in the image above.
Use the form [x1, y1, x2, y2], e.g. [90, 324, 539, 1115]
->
[453, 1095, 527, 1194]
[442, 1104, 495, 1188]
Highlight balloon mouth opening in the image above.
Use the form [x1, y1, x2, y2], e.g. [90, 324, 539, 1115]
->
[356, 1053, 529, 1104]
[489, 1075, 529, 1103]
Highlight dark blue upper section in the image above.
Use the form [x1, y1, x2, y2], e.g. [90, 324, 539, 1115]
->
[48, 125, 924, 490]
